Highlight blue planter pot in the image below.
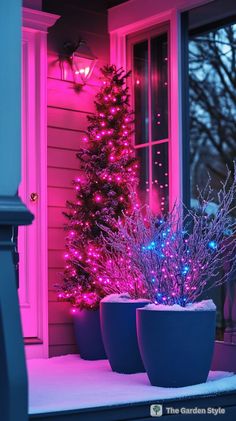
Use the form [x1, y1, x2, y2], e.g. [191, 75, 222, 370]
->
[73, 309, 106, 360]
[136, 308, 216, 387]
[100, 301, 148, 373]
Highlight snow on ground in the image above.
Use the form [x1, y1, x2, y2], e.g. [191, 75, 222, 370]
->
[142, 299, 216, 311]
[28, 355, 236, 414]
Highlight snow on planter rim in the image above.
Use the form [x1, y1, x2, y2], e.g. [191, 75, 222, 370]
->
[101, 293, 150, 303]
[139, 299, 216, 311]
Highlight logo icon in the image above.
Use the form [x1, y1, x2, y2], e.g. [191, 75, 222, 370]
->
[150, 404, 163, 417]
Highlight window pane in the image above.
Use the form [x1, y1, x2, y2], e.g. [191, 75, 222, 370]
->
[136, 146, 149, 204]
[133, 41, 149, 145]
[152, 142, 169, 214]
[189, 23, 236, 342]
[151, 33, 168, 141]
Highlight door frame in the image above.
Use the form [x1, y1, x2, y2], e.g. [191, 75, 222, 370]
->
[21, 7, 59, 358]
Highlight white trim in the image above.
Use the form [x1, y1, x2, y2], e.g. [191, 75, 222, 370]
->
[21, 8, 60, 359]
[25, 344, 46, 359]
[169, 9, 182, 208]
[35, 28, 48, 358]
[108, 0, 214, 33]
[22, 7, 60, 33]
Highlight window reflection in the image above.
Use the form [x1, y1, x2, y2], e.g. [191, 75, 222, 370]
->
[151, 33, 168, 141]
[189, 22, 236, 342]
[136, 146, 149, 205]
[129, 27, 169, 215]
[133, 41, 149, 145]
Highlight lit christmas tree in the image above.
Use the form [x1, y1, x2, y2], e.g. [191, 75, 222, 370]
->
[59, 65, 139, 310]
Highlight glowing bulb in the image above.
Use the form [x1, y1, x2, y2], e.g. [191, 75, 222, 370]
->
[208, 241, 217, 250]
[84, 66, 90, 76]
[94, 194, 102, 203]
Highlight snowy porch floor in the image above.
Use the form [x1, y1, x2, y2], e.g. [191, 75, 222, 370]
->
[28, 355, 236, 420]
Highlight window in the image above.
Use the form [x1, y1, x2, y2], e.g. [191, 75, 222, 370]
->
[110, 0, 236, 370]
[189, 20, 236, 341]
[127, 26, 169, 214]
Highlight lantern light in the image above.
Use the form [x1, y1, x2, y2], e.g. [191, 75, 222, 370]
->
[59, 40, 97, 86]
[71, 40, 97, 85]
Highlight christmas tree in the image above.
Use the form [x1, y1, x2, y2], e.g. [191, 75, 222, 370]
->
[59, 65, 138, 310]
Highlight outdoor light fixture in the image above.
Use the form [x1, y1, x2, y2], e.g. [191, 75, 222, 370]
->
[59, 40, 97, 86]
[72, 40, 97, 85]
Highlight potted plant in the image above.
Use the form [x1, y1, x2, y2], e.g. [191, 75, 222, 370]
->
[95, 250, 149, 373]
[101, 168, 236, 386]
[100, 294, 149, 373]
[57, 65, 138, 360]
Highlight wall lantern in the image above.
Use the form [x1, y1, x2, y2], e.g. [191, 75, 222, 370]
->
[72, 41, 97, 85]
[59, 40, 97, 86]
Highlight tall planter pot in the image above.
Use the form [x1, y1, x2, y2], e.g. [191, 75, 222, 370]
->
[73, 309, 106, 360]
[100, 300, 148, 373]
[137, 305, 216, 387]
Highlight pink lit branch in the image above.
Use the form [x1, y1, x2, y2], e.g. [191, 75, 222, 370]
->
[91, 249, 147, 299]
[99, 166, 236, 306]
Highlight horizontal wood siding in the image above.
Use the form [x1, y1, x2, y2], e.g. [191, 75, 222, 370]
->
[48, 127, 84, 149]
[48, 187, 75, 207]
[48, 107, 89, 132]
[47, 2, 109, 357]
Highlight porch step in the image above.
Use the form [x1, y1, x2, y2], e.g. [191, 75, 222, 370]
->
[29, 393, 236, 421]
[27, 355, 236, 421]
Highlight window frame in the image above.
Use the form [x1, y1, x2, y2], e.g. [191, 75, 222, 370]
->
[126, 24, 170, 211]
[109, 8, 184, 211]
[108, 0, 236, 370]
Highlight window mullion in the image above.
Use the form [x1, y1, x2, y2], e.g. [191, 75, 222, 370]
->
[148, 37, 153, 209]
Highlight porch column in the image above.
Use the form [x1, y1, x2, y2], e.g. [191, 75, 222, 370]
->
[0, 1, 34, 421]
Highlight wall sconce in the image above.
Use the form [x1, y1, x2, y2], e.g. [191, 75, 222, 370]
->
[59, 40, 97, 86]
[72, 41, 97, 85]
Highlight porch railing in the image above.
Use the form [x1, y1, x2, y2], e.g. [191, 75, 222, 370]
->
[0, 197, 33, 421]
[0, 1, 34, 420]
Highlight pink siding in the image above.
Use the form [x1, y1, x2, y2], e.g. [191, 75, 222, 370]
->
[47, 4, 109, 357]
